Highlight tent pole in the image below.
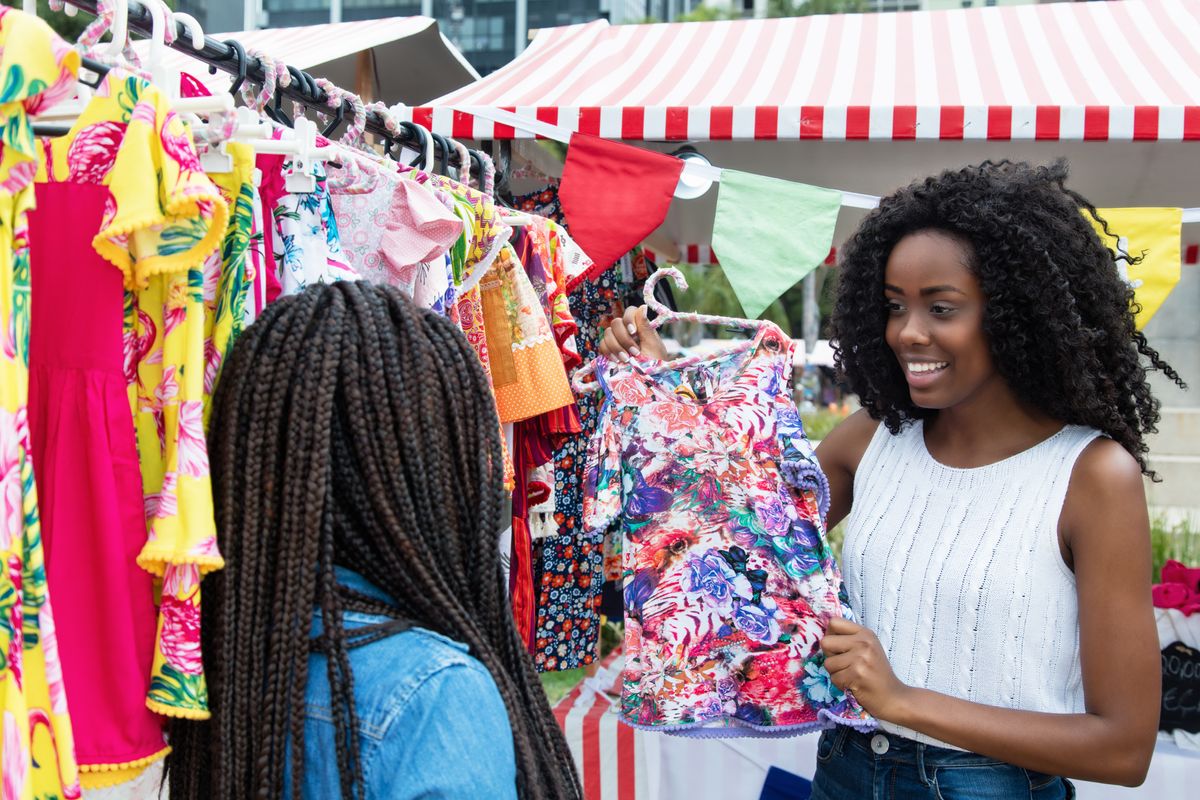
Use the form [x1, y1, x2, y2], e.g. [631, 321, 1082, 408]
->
[356, 50, 376, 105]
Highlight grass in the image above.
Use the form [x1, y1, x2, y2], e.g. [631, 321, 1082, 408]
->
[540, 668, 586, 706]
[801, 408, 849, 442]
[539, 620, 624, 705]
[1151, 514, 1200, 581]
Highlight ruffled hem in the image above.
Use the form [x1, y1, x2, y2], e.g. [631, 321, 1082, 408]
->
[625, 708, 877, 740]
[147, 697, 211, 720]
[781, 458, 831, 520]
[79, 745, 171, 789]
[136, 551, 225, 577]
[94, 190, 230, 290]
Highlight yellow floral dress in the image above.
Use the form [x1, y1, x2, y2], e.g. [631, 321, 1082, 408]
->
[0, 10, 83, 800]
[36, 67, 226, 784]
[200, 141, 257, 422]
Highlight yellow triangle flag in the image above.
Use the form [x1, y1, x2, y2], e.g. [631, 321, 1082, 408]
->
[1090, 208, 1182, 329]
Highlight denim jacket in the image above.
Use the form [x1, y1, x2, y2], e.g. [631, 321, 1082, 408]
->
[291, 567, 517, 799]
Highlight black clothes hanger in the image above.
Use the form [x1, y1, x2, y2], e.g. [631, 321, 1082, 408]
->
[318, 100, 344, 138]
[429, 132, 450, 176]
[399, 121, 428, 169]
[78, 56, 109, 88]
[221, 39, 248, 97]
[468, 150, 485, 187]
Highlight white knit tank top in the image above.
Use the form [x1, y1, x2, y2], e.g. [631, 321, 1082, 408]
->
[843, 420, 1102, 749]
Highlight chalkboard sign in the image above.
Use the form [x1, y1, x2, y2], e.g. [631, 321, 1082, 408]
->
[1160, 640, 1200, 734]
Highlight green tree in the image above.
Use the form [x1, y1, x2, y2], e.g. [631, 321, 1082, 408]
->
[676, 6, 741, 22]
[767, 0, 871, 15]
[3, 0, 90, 40]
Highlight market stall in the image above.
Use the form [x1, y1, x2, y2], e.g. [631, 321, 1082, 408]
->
[392, 2, 1200, 795]
[396, 0, 1199, 396]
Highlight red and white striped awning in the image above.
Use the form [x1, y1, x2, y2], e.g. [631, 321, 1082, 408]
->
[402, 0, 1200, 142]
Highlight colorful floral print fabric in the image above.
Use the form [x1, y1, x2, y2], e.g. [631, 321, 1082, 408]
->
[38, 69, 227, 732]
[584, 322, 873, 737]
[272, 160, 357, 295]
[200, 142, 256, 423]
[533, 263, 622, 672]
[330, 170, 462, 289]
[0, 11, 82, 799]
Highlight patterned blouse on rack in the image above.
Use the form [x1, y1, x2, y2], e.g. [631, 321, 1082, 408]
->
[272, 159, 357, 294]
[584, 323, 873, 737]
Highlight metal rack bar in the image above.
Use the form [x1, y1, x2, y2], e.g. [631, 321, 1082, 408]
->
[59, 0, 475, 165]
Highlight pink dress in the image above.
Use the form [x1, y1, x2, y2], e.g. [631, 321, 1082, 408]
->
[27, 181, 167, 770]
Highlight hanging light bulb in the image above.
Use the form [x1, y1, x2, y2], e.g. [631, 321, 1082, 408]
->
[672, 145, 714, 200]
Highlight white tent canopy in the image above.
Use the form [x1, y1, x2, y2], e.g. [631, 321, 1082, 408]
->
[140, 17, 479, 106]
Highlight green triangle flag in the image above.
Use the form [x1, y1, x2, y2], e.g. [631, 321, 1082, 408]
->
[712, 170, 842, 319]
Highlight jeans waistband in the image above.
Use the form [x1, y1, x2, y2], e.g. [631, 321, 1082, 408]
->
[831, 725, 1009, 768]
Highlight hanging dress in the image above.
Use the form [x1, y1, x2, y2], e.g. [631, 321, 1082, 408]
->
[584, 322, 874, 737]
[34, 68, 227, 785]
[271, 158, 357, 295]
[200, 141, 257, 423]
[0, 10, 82, 798]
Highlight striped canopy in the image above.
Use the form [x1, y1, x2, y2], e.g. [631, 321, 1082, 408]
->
[401, 0, 1200, 142]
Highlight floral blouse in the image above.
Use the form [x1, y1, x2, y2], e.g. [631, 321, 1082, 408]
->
[0, 10, 82, 799]
[37, 70, 227, 724]
[584, 323, 873, 737]
[272, 160, 357, 295]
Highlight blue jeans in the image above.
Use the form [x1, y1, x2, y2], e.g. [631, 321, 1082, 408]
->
[811, 727, 1075, 800]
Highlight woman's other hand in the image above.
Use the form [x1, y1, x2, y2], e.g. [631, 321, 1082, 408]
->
[599, 306, 669, 363]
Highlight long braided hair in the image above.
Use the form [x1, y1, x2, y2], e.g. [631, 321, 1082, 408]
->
[167, 282, 583, 800]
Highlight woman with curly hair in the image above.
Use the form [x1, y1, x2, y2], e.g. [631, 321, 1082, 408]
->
[601, 160, 1180, 797]
[166, 282, 582, 800]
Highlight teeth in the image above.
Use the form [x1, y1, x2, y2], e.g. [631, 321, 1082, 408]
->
[908, 362, 948, 374]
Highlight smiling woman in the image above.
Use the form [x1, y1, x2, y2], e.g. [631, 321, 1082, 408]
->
[881, 231, 997, 412]
[806, 160, 1186, 798]
[593, 160, 1184, 798]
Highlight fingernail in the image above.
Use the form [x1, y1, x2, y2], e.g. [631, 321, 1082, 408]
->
[618, 352, 630, 363]
[629, 346, 641, 357]
[627, 323, 638, 336]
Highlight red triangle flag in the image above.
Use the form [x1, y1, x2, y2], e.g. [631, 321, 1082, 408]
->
[559, 133, 684, 279]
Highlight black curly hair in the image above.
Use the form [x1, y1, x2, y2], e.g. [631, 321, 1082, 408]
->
[166, 282, 582, 800]
[831, 159, 1184, 477]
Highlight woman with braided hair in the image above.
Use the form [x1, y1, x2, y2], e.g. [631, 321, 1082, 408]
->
[166, 281, 582, 800]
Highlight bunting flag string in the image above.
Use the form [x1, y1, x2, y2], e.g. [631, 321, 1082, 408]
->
[474, 107, 1197, 323]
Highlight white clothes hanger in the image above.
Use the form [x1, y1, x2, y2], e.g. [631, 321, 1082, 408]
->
[571, 267, 773, 395]
[172, 12, 206, 51]
[103, 0, 129, 58]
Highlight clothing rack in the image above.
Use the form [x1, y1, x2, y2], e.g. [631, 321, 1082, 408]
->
[58, 0, 473, 169]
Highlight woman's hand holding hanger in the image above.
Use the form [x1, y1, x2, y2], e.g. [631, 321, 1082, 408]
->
[599, 306, 669, 363]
